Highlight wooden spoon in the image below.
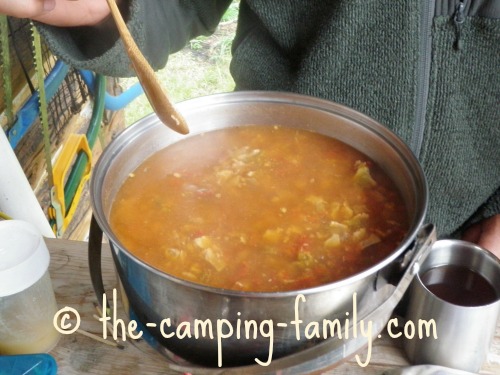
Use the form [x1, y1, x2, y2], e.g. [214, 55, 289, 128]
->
[106, 0, 189, 134]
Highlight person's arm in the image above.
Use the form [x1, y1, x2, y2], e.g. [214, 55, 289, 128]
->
[31, 0, 232, 77]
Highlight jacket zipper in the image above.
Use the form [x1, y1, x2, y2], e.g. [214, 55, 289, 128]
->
[454, 0, 467, 50]
[410, 0, 435, 157]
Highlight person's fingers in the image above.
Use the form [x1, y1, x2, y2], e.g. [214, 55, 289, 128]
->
[0, 0, 111, 27]
[461, 221, 481, 244]
[43, 0, 56, 11]
[476, 215, 500, 257]
[462, 215, 500, 259]
[0, 0, 50, 18]
[34, 0, 111, 27]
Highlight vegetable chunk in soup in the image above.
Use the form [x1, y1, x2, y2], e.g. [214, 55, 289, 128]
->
[110, 125, 408, 292]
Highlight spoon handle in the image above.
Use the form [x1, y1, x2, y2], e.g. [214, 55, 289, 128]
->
[106, 0, 189, 134]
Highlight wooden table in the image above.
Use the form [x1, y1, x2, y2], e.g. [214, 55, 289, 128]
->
[46, 238, 500, 374]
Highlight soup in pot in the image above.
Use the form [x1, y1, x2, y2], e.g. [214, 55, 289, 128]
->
[109, 125, 409, 292]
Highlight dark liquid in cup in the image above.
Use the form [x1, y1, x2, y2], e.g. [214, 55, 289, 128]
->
[421, 265, 498, 307]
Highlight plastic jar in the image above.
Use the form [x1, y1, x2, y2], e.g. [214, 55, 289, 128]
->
[0, 220, 60, 354]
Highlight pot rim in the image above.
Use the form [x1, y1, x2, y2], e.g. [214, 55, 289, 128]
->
[91, 90, 428, 298]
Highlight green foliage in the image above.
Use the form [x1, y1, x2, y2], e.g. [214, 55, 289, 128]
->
[221, 1, 240, 22]
[189, 36, 208, 51]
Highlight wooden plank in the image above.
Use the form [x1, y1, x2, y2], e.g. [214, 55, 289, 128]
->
[1, 19, 56, 126]
[0, 34, 34, 115]
[46, 238, 500, 374]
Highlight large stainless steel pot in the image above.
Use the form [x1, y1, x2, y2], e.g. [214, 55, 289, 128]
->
[89, 91, 429, 370]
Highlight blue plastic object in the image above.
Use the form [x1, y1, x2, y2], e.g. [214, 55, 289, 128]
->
[7, 60, 69, 149]
[78, 69, 144, 111]
[0, 354, 57, 375]
[5, 61, 144, 149]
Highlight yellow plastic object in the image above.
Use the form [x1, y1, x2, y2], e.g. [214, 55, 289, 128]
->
[50, 134, 92, 236]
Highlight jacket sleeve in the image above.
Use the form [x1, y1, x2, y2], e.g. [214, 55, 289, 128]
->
[35, 0, 232, 77]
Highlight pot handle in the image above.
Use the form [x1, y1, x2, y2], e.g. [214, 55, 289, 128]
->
[271, 224, 436, 373]
[88, 215, 109, 311]
[162, 224, 437, 375]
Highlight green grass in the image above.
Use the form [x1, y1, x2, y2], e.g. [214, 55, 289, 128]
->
[221, 1, 240, 22]
[121, 2, 238, 126]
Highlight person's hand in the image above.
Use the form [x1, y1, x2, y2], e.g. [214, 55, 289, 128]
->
[462, 214, 500, 259]
[0, 0, 112, 27]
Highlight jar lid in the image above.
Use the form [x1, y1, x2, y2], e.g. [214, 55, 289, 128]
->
[0, 220, 50, 297]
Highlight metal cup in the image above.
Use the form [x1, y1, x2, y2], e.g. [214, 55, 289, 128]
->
[403, 239, 500, 373]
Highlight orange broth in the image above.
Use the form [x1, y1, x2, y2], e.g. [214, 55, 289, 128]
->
[109, 125, 409, 292]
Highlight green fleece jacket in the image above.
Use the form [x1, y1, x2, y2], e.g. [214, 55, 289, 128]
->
[37, 0, 500, 238]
